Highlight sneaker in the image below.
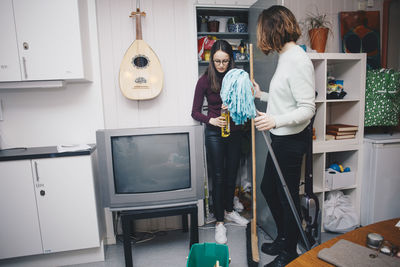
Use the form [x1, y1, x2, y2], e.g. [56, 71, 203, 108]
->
[225, 210, 249, 226]
[215, 223, 227, 244]
[233, 196, 244, 212]
[261, 237, 286, 256]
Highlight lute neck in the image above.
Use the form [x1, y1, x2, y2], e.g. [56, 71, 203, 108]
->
[130, 8, 146, 40]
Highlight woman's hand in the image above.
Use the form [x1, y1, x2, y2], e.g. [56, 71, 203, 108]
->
[254, 110, 276, 131]
[252, 80, 262, 99]
[209, 116, 227, 128]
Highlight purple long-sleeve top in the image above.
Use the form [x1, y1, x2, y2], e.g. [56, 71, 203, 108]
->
[191, 74, 242, 132]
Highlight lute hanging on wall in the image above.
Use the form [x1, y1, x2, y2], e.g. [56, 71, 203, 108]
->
[119, 8, 164, 100]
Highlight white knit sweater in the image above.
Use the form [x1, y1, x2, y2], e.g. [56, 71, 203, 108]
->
[259, 45, 315, 135]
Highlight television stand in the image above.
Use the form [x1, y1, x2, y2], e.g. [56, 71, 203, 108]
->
[120, 204, 199, 267]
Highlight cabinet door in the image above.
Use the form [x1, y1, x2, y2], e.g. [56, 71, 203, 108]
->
[13, 0, 86, 81]
[0, 0, 22, 81]
[0, 160, 42, 259]
[33, 156, 100, 253]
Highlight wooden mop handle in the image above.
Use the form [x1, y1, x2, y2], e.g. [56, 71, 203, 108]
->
[249, 43, 260, 262]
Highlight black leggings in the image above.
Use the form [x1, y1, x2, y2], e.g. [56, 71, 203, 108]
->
[205, 128, 242, 222]
[260, 129, 307, 253]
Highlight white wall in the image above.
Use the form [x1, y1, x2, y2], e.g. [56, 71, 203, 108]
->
[96, 0, 199, 130]
[0, 0, 104, 149]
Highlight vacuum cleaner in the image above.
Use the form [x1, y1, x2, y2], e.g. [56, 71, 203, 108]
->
[260, 115, 320, 252]
[300, 116, 321, 249]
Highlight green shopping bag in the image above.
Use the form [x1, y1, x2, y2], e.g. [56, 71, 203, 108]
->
[365, 69, 400, 127]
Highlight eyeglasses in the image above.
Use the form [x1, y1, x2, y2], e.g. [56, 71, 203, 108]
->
[213, 59, 230, 65]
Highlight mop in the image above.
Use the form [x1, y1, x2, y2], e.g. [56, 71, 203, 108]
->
[220, 44, 312, 266]
[221, 45, 259, 266]
[220, 68, 256, 125]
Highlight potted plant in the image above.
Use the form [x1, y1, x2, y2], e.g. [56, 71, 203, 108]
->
[227, 16, 247, 33]
[301, 10, 332, 53]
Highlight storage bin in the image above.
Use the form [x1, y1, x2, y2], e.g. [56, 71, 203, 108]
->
[187, 243, 229, 267]
[325, 170, 355, 190]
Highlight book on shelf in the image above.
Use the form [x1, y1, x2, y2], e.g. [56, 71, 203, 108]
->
[326, 134, 356, 140]
[326, 124, 358, 132]
[326, 130, 357, 136]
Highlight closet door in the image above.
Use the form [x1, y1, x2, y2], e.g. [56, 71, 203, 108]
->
[249, 0, 281, 238]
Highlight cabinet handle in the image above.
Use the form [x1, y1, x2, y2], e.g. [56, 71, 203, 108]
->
[22, 57, 28, 79]
[34, 161, 40, 182]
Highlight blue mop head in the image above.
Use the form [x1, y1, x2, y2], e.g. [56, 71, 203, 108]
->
[220, 68, 256, 125]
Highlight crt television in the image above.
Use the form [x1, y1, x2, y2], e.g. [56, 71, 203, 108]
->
[96, 125, 205, 210]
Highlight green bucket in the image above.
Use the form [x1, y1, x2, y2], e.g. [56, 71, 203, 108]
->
[187, 243, 229, 267]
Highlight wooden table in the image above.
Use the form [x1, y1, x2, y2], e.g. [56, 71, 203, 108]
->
[287, 218, 400, 266]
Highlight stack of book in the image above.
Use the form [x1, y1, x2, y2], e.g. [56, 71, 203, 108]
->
[326, 124, 358, 140]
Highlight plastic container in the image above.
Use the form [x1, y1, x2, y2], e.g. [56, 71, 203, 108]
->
[204, 50, 211, 61]
[221, 109, 230, 137]
[186, 243, 229, 267]
[325, 170, 355, 190]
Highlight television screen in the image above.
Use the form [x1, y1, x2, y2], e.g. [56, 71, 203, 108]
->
[111, 133, 191, 194]
[96, 125, 205, 209]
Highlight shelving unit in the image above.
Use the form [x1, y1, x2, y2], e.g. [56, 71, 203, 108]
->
[307, 53, 366, 232]
[196, 7, 250, 74]
[195, 6, 251, 222]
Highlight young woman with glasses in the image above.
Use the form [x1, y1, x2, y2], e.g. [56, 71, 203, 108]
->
[253, 6, 316, 267]
[191, 40, 249, 244]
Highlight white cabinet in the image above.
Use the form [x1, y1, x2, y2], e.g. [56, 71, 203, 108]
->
[0, 154, 100, 259]
[33, 156, 100, 253]
[0, 160, 43, 259]
[0, 0, 90, 82]
[306, 53, 366, 232]
[362, 134, 400, 226]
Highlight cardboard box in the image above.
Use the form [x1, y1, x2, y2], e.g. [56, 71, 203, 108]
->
[325, 170, 356, 190]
